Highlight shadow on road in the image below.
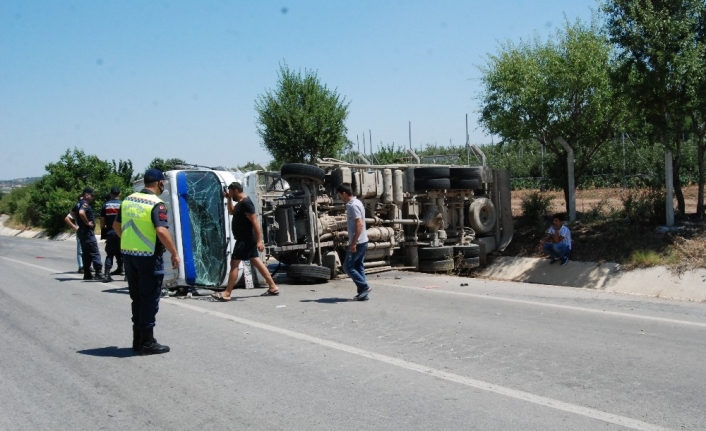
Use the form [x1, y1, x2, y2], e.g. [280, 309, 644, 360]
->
[54, 277, 87, 282]
[102, 287, 129, 295]
[300, 297, 351, 304]
[77, 346, 136, 358]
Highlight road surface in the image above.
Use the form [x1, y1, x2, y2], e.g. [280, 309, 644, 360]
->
[1, 236, 705, 430]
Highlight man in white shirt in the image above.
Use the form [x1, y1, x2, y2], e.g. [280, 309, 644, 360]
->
[337, 183, 372, 301]
[539, 214, 572, 266]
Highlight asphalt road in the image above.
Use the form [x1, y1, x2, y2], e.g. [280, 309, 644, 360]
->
[1, 236, 705, 431]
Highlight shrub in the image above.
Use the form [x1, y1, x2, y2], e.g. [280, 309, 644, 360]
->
[582, 198, 609, 222]
[521, 191, 554, 221]
[621, 188, 667, 224]
[0, 186, 32, 216]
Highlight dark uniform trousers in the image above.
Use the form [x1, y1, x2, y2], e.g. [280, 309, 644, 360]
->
[104, 230, 122, 273]
[78, 227, 102, 275]
[124, 254, 164, 330]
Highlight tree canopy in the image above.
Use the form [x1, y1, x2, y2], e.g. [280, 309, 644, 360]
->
[146, 158, 188, 174]
[255, 64, 350, 167]
[24, 148, 134, 235]
[603, 0, 706, 217]
[478, 17, 626, 215]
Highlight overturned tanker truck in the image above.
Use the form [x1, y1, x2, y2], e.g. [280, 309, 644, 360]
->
[260, 157, 514, 283]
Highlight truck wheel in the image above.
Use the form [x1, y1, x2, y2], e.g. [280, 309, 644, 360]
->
[453, 244, 480, 258]
[419, 259, 454, 273]
[281, 163, 326, 185]
[449, 179, 481, 190]
[286, 264, 330, 284]
[418, 246, 454, 261]
[469, 197, 496, 234]
[414, 167, 450, 180]
[449, 167, 482, 180]
[414, 178, 451, 190]
[457, 257, 480, 269]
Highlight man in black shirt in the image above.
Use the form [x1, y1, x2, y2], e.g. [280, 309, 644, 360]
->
[74, 187, 105, 281]
[211, 182, 280, 301]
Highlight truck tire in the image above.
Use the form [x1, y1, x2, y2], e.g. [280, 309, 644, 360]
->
[449, 167, 482, 180]
[457, 257, 480, 269]
[414, 178, 451, 190]
[453, 244, 480, 258]
[469, 197, 496, 234]
[419, 259, 454, 273]
[449, 179, 481, 190]
[414, 167, 450, 180]
[418, 246, 454, 261]
[286, 264, 330, 283]
[281, 163, 326, 185]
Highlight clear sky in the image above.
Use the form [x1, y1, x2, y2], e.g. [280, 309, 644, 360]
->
[0, 0, 597, 179]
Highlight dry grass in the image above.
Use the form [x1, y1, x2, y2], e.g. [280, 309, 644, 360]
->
[3, 215, 33, 231]
[506, 185, 706, 272]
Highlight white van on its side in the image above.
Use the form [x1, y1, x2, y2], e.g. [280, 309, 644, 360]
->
[132, 168, 266, 292]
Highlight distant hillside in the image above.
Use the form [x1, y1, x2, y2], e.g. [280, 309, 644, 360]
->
[0, 177, 41, 192]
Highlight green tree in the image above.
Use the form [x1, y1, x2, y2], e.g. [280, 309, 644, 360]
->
[478, 17, 627, 219]
[255, 63, 350, 167]
[25, 148, 134, 235]
[146, 158, 188, 173]
[236, 161, 266, 172]
[603, 0, 706, 217]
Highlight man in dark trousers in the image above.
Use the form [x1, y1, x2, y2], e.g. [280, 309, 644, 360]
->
[210, 181, 280, 301]
[74, 187, 105, 281]
[100, 186, 123, 282]
[113, 169, 179, 355]
[337, 183, 372, 301]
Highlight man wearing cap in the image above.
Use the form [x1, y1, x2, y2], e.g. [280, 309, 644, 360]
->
[74, 187, 105, 281]
[100, 186, 123, 282]
[113, 169, 179, 355]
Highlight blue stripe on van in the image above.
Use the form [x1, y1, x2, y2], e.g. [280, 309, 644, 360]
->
[176, 172, 196, 285]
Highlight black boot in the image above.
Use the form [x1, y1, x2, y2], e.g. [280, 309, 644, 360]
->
[83, 267, 93, 280]
[102, 274, 113, 283]
[93, 271, 106, 281]
[111, 263, 123, 276]
[139, 328, 170, 355]
[132, 326, 141, 351]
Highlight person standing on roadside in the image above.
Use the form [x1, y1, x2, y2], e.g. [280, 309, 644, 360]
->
[539, 214, 572, 266]
[64, 194, 84, 273]
[74, 188, 105, 281]
[337, 183, 372, 301]
[100, 187, 123, 282]
[113, 169, 179, 355]
[210, 181, 280, 302]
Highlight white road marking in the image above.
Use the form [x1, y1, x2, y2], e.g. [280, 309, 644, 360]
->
[166, 299, 675, 431]
[0, 256, 67, 273]
[371, 280, 706, 329]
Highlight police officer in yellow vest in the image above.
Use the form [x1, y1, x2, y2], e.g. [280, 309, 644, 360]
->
[113, 169, 179, 355]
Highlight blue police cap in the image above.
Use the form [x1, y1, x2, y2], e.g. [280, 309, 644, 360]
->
[144, 169, 165, 183]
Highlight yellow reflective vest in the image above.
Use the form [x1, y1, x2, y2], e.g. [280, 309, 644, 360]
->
[120, 192, 165, 256]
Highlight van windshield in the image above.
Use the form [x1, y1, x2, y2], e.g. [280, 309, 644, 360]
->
[175, 171, 227, 286]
